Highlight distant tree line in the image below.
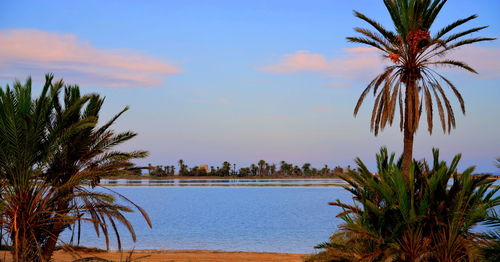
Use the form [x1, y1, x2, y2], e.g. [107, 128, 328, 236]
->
[143, 160, 347, 177]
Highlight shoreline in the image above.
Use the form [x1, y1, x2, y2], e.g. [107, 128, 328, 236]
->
[0, 249, 308, 262]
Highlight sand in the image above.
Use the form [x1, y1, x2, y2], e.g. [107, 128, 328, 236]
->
[0, 249, 307, 262]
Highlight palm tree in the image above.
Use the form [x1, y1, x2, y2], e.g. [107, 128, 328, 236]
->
[349, 0, 495, 175]
[269, 164, 277, 175]
[478, 195, 500, 261]
[250, 164, 258, 176]
[293, 165, 302, 176]
[178, 159, 184, 175]
[279, 161, 288, 175]
[302, 163, 312, 175]
[0, 75, 151, 261]
[41, 79, 151, 260]
[221, 161, 231, 176]
[321, 165, 330, 176]
[257, 160, 266, 176]
[311, 148, 500, 261]
[477, 159, 500, 261]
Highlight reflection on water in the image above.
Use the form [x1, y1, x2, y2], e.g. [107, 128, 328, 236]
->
[126, 180, 143, 184]
[99, 178, 500, 187]
[99, 178, 347, 187]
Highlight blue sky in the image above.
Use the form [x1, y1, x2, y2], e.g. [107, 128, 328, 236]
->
[1, 0, 499, 172]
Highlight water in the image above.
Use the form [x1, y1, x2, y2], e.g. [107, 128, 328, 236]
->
[99, 178, 500, 187]
[62, 179, 350, 254]
[61, 178, 499, 254]
[99, 178, 347, 187]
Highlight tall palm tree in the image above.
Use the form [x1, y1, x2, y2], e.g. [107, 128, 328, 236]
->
[221, 161, 231, 176]
[257, 160, 266, 176]
[178, 159, 187, 175]
[349, 0, 495, 175]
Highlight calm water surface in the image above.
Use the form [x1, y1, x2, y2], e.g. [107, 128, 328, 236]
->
[99, 178, 347, 187]
[62, 178, 499, 254]
[62, 179, 350, 253]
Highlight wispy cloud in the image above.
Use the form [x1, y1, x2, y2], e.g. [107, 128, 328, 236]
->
[261, 48, 384, 80]
[263, 50, 331, 73]
[0, 29, 181, 87]
[262, 46, 500, 80]
[445, 46, 500, 79]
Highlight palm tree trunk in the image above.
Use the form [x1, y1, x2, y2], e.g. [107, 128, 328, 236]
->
[41, 224, 64, 262]
[41, 200, 69, 262]
[402, 122, 414, 176]
[11, 224, 39, 262]
[402, 75, 417, 176]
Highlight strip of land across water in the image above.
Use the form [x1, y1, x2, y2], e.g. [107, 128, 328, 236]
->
[109, 174, 500, 180]
[109, 175, 342, 179]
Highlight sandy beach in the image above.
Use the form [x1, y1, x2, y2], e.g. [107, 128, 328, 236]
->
[0, 250, 307, 262]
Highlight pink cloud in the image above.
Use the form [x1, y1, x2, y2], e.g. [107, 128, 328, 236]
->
[262, 46, 500, 80]
[0, 29, 181, 87]
[444, 46, 500, 79]
[262, 50, 331, 73]
[261, 48, 385, 80]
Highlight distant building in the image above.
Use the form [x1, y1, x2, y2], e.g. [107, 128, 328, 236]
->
[199, 164, 209, 173]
